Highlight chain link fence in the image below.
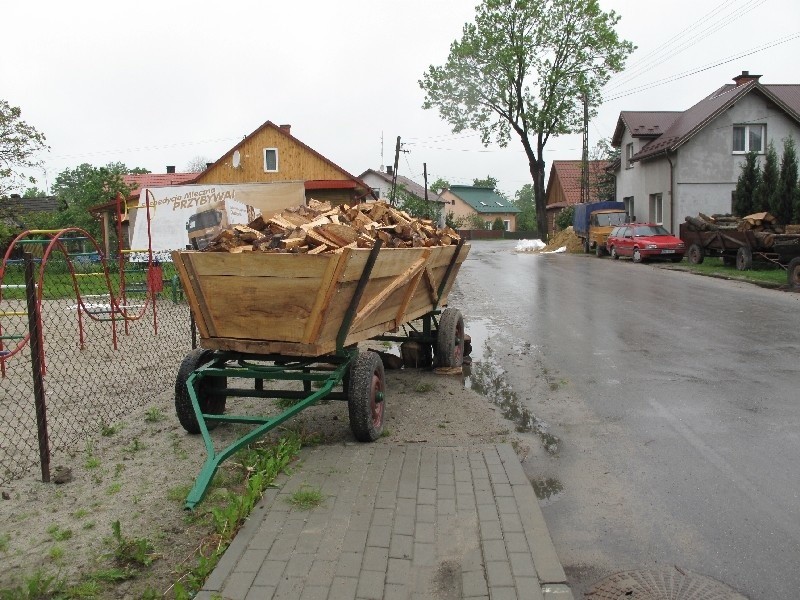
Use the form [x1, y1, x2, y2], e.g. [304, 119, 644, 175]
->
[1, 252, 193, 484]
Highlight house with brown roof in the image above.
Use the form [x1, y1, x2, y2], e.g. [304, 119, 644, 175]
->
[544, 160, 611, 234]
[358, 167, 448, 208]
[611, 71, 800, 233]
[92, 121, 373, 255]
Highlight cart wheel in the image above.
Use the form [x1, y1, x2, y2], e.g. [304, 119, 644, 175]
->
[436, 308, 465, 368]
[736, 246, 753, 271]
[175, 349, 227, 434]
[347, 351, 385, 442]
[687, 244, 704, 265]
[788, 257, 800, 289]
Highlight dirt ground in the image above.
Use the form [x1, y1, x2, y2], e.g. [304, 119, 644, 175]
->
[0, 341, 528, 598]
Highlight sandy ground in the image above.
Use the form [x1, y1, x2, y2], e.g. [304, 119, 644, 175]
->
[0, 339, 529, 598]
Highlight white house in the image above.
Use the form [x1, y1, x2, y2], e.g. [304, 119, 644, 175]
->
[611, 71, 800, 232]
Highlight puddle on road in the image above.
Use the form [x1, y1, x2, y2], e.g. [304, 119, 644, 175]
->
[464, 317, 560, 455]
[530, 477, 564, 506]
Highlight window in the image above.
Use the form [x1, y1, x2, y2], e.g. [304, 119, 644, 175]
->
[371, 187, 381, 198]
[626, 143, 634, 168]
[649, 193, 663, 224]
[733, 124, 765, 153]
[503, 220, 510, 230]
[263, 148, 279, 172]
[623, 196, 635, 221]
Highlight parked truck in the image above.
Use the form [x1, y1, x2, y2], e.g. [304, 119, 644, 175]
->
[572, 202, 627, 256]
[186, 200, 256, 250]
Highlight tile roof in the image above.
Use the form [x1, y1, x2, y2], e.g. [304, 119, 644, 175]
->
[122, 173, 198, 197]
[358, 169, 447, 204]
[448, 185, 520, 214]
[545, 160, 611, 206]
[617, 78, 800, 165]
[1, 195, 60, 214]
[611, 112, 681, 146]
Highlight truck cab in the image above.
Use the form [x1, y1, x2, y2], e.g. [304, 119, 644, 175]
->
[587, 209, 627, 256]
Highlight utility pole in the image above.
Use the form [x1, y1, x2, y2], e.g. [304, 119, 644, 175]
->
[423, 163, 429, 202]
[581, 91, 589, 204]
[390, 136, 401, 206]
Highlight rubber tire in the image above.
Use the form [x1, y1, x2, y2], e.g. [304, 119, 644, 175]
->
[687, 244, 705, 265]
[670, 255, 683, 263]
[347, 351, 385, 442]
[632, 248, 644, 263]
[175, 349, 227, 434]
[583, 239, 591, 254]
[787, 257, 800, 289]
[435, 308, 465, 368]
[736, 246, 753, 271]
[610, 246, 619, 260]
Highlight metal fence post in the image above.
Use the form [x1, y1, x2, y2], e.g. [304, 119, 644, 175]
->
[24, 252, 51, 483]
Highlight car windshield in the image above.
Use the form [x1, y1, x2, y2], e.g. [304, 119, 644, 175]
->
[596, 212, 627, 226]
[633, 225, 670, 236]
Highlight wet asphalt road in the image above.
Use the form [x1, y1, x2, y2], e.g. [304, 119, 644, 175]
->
[447, 239, 800, 600]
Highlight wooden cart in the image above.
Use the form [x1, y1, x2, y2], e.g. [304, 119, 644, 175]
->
[172, 240, 470, 508]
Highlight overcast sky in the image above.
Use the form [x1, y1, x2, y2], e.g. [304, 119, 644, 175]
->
[2, 0, 798, 199]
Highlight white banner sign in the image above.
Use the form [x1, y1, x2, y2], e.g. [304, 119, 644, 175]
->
[128, 182, 305, 261]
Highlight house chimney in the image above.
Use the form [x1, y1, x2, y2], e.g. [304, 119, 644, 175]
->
[386, 165, 394, 176]
[733, 71, 761, 86]
[206, 162, 213, 170]
[279, 124, 291, 135]
[166, 165, 176, 174]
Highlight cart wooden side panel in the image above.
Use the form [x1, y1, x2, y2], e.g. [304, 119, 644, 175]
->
[172, 243, 470, 356]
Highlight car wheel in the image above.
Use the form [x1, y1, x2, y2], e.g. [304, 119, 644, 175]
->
[610, 246, 619, 260]
[736, 246, 753, 271]
[632, 248, 644, 263]
[788, 257, 800, 289]
[687, 244, 704, 265]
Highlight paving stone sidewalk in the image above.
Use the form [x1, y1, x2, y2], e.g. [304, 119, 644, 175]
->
[197, 443, 573, 600]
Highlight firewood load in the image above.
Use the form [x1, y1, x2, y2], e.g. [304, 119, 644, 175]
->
[684, 212, 800, 249]
[201, 199, 460, 254]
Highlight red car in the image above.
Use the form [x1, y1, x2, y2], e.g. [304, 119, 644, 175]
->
[606, 224, 685, 263]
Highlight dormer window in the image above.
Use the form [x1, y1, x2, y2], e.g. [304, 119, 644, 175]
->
[263, 148, 279, 172]
[733, 124, 765, 154]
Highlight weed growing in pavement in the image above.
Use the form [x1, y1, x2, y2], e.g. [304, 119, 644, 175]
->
[0, 569, 65, 599]
[82, 521, 95, 531]
[108, 520, 155, 568]
[414, 382, 435, 393]
[49, 545, 65, 561]
[46, 524, 73, 542]
[122, 437, 144, 456]
[287, 486, 325, 510]
[144, 407, 164, 423]
[0, 533, 9, 552]
[72, 508, 89, 520]
[101, 422, 123, 437]
[87, 567, 137, 583]
[106, 482, 122, 495]
[380, 427, 391, 438]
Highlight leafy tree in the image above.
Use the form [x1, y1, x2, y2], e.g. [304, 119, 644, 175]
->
[419, 0, 634, 238]
[473, 175, 498, 190]
[491, 216, 505, 230]
[513, 184, 537, 230]
[445, 210, 465, 229]
[754, 141, 779, 214]
[733, 152, 761, 217]
[430, 177, 451, 194]
[555, 205, 574, 230]
[23, 186, 49, 198]
[49, 162, 136, 238]
[1, 100, 49, 196]
[588, 139, 618, 201]
[465, 213, 489, 229]
[396, 185, 442, 221]
[775, 136, 799, 225]
[128, 166, 151, 175]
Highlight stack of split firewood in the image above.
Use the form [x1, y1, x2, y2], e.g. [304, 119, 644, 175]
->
[203, 199, 460, 254]
[684, 212, 800, 249]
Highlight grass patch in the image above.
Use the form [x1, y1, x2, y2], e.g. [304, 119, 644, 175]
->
[668, 258, 787, 285]
[286, 486, 325, 510]
[414, 382, 435, 393]
[0, 533, 9, 552]
[46, 524, 73, 542]
[100, 422, 123, 437]
[144, 407, 164, 423]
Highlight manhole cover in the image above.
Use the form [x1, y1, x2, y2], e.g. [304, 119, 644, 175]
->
[586, 568, 748, 599]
